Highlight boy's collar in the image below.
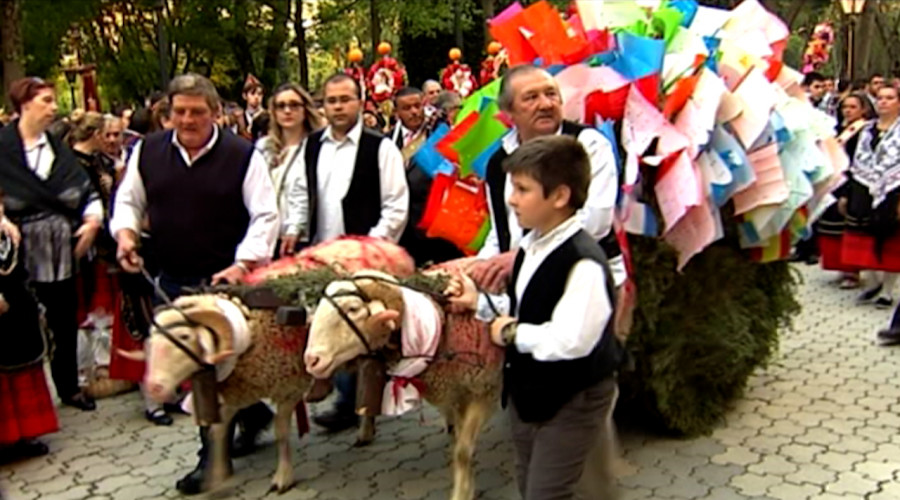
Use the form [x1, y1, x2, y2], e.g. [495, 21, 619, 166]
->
[520, 215, 581, 254]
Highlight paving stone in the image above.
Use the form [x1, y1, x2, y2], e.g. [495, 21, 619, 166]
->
[815, 451, 865, 473]
[729, 472, 782, 497]
[94, 472, 145, 494]
[49, 484, 92, 500]
[766, 482, 822, 500]
[823, 471, 879, 496]
[747, 455, 798, 476]
[660, 475, 709, 499]
[114, 483, 168, 500]
[784, 463, 837, 485]
[691, 463, 745, 488]
[778, 443, 825, 464]
[711, 446, 761, 467]
[852, 460, 900, 481]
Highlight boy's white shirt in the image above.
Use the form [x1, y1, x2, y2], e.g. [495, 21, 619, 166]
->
[475, 216, 612, 362]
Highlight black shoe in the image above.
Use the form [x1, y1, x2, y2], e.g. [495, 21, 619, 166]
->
[163, 402, 188, 415]
[175, 462, 206, 495]
[313, 409, 359, 433]
[176, 427, 232, 495]
[877, 328, 900, 346]
[858, 285, 884, 303]
[231, 403, 274, 458]
[0, 439, 49, 464]
[875, 297, 895, 309]
[145, 409, 173, 426]
[62, 392, 96, 411]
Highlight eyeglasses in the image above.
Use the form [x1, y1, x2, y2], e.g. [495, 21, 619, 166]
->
[274, 101, 304, 112]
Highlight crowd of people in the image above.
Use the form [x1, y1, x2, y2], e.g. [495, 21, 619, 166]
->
[799, 71, 900, 346]
[0, 60, 626, 499]
[6, 57, 900, 499]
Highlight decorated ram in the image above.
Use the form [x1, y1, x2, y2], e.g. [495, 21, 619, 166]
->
[304, 267, 504, 500]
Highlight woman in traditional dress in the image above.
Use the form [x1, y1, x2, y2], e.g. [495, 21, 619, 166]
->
[256, 82, 322, 257]
[818, 93, 874, 287]
[841, 86, 900, 308]
[0, 77, 101, 411]
[0, 188, 58, 462]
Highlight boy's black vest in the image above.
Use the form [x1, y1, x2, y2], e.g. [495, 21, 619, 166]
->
[304, 127, 384, 241]
[485, 121, 622, 260]
[139, 129, 252, 279]
[506, 229, 623, 423]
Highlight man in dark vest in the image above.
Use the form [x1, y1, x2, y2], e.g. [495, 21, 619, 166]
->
[111, 73, 279, 494]
[468, 65, 627, 292]
[303, 73, 409, 432]
[390, 86, 463, 266]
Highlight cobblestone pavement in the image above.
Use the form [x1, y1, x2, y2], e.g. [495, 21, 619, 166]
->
[3, 265, 900, 499]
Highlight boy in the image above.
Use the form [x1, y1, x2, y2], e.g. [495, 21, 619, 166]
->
[242, 75, 267, 141]
[448, 135, 622, 499]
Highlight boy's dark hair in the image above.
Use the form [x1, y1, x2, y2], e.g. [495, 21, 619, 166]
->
[502, 135, 590, 210]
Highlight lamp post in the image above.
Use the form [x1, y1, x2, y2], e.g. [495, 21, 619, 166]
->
[841, 0, 867, 81]
[63, 66, 78, 110]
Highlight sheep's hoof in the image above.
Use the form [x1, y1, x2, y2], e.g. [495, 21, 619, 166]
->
[353, 435, 374, 447]
[268, 480, 296, 494]
[269, 470, 295, 494]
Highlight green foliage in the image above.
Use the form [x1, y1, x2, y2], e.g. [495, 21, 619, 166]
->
[224, 267, 450, 310]
[618, 235, 800, 436]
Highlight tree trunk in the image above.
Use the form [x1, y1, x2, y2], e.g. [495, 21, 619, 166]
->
[370, 0, 380, 56]
[156, 0, 170, 90]
[1, 0, 25, 109]
[481, 0, 494, 41]
[853, 0, 877, 80]
[454, 0, 463, 49]
[262, 0, 290, 90]
[294, 0, 309, 89]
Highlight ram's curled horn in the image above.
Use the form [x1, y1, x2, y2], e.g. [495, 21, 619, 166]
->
[173, 295, 235, 359]
[116, 349, 146, 361]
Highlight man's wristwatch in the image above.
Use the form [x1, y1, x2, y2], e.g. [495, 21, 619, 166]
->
[235, 262, 251, 274]
[500, 320, 518, 346]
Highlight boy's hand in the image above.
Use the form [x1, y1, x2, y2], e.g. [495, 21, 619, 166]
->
[445, 270, 479, 312]
[490, 316, 516, 347]
[0, 294, 8, 316]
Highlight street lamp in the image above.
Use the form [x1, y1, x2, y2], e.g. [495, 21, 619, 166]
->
[63, 65, 78, 111]
[840, 0, 867, 81]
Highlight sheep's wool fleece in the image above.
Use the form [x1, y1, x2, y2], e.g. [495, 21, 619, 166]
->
[181, 298, 253, 414]
[381, 288, 442, 416]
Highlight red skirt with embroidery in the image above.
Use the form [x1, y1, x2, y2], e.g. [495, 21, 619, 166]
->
[819, 235, 857, 272]
[841, 231, 900, 272]
[0, 365, 59, 444]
